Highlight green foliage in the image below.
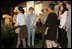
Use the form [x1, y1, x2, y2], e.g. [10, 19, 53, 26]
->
[1, 22, 16, 40]
[36, 23, 45, 34]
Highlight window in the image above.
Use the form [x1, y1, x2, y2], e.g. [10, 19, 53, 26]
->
[35, 3, 42, 15]
[27, 1, 34, 14]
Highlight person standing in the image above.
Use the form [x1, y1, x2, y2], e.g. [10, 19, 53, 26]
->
[58, 2, 68, 29]
[41, 9, 49, 25]
[27, 7, 37, 47]
[13, 12, 17, 27]
[44, 3, 58, 48]
[14, 6, 27, 48]
[65, 1, 71, 48]
[58, 2, 68, 48]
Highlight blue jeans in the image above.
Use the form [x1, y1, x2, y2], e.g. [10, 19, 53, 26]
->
[66, 24, 71, 48]
[27, 27, 35, 46]
[67, 31, 71, 48]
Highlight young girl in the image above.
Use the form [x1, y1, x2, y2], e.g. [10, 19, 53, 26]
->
[14, 6, 27, 48]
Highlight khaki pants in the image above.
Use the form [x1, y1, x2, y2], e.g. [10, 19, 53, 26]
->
[46, 40, 58, 48]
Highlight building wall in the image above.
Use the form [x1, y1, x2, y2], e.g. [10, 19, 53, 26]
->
[10, 1, 51, 16]
[42, 1, 51, 9]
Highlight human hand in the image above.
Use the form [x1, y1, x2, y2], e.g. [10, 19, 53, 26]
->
[32, 25, 36, 29]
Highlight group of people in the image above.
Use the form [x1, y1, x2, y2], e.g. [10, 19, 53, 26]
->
[13, 1, 71, 48]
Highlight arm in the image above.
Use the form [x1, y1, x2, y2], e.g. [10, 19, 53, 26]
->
[26, 15, 30, 26]
[44, 27, 49, 35]
[44, 15, 50, 35]
[13, 15, 16, 23]
[15, 15, 20, 27]
[33, 15, 38, 28]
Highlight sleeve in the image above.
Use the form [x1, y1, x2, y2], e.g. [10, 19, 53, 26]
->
[66, 11, 71, 31]
[59, 11, 67, 28]
[26, 15, 30, 26]
[15, 15, 21, 26]
[25, 15, 27, 25]
[45, 14, 58, 28]
[44, 15, 51, 28]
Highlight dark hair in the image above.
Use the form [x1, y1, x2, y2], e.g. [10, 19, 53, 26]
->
[29, 7, 34, 11]
[41, 9, 48, 12]
[49, 3, 55, 10]
[18, 6, 24, 14]
[59, 2, 68, 14]
[13, 12, 17, 15]
[59, 1, 63, 3]
[66, 1, 71, 5]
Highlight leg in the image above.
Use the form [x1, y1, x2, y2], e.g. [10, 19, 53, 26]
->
[27, 28, 31, 47]
[22, 39, 26, 48]
[46, 40, 52, 48]
[16, 37, 21, 48]
[52, 41, 58, 47]
[67, 39, 71, 48]
[32, 29, 35, 46]
[67, 31, 71, 48]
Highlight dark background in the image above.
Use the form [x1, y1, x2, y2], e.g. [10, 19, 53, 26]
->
[1, 0, 26, 15]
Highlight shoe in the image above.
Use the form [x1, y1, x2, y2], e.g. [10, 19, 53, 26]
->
[27, 44, 30, 48]
[32, 43, 34, 48]
[53, 46, 61, 48]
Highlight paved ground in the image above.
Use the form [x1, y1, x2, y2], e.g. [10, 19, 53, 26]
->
[1, 34, 45, 48]
[11, 40, 44, 48]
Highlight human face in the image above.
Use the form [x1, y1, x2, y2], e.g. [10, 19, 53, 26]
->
[14, 7, 18, 12]
[14, 7, 20, 14]
[43, 10, 48, 15]
[29, 9, 34, 14]
[66, 3, 70, 9]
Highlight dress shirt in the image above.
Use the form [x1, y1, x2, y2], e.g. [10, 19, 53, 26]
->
[15, 13, 26, 26]
[59, 11, 67, 28]
[27, 14, 37, 27]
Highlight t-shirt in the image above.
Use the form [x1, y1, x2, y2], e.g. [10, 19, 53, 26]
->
[44, 12, 58, 40]
[45, 13, 58, 28]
